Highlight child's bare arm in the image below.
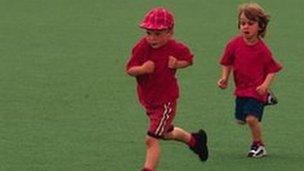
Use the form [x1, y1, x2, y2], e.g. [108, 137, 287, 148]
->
[256, 73, 276, 95]
[217, 65, 232, 89]
[126, 60, 155, 76]
[168, 56, 191, 69]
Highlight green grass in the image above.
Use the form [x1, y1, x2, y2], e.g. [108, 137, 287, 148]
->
[0, 0, 303, 170]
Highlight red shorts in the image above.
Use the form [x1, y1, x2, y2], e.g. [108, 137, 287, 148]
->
[145, 101, 176, 138]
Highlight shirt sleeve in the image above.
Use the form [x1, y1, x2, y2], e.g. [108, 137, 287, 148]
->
[220, 41, 235, 66]
[264, 50, 283, 74]
[126, 41, 146, 71]
[175, 44, 193, 64]
[126, 49, 140, 71]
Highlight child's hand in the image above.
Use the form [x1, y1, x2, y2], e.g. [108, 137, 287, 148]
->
[168, 56, 178, 69]
[217, 78, 228, 89]
[126, 60, 154, 76]
[256, 84, 268, 95]
[142, 60, 155, 74]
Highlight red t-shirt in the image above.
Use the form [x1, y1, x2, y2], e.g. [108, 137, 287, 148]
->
[220, 36, 283, 102]
[126, 38, 193, 107]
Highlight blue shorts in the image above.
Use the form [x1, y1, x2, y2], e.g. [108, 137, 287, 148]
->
[235, 97, 264, 122]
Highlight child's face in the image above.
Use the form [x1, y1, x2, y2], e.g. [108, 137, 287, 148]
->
[239, 13, 261, 42]
[145, 29, 172, 49]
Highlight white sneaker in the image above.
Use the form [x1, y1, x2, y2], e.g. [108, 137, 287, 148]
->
[247, 145, 267, 158]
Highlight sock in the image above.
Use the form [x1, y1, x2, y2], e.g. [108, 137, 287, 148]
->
[187, 135, 196, 148]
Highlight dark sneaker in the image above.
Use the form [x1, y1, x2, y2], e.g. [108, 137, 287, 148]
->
[264, 90, 278, 106]
[247, 144, 267, 158]
[189, 129, 208, 161]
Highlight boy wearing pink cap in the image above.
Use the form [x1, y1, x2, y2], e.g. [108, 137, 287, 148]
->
[126, 7, 208, 171]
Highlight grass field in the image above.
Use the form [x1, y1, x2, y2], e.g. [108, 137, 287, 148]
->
[0, 0, 303, 170]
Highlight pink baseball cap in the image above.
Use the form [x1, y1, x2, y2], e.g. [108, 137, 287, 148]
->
[139, 7, 174, 30]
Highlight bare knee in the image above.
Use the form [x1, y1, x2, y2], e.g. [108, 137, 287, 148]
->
[245, 115, 258, 126]
[145, 136, 159, 147]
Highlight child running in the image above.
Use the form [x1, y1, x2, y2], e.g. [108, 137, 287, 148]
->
[126, 7, 208, 171]
[217, 2, 283, 158]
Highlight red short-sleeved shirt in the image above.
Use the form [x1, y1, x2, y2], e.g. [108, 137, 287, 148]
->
[220, 36, 283, 102]
[126, 38, 193, 107]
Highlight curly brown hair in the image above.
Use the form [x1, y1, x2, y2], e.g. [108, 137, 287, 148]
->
[237, 3, 270, 38]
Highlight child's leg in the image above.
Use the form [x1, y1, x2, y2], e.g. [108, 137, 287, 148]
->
[163, 127, 192, 144]
[235, 97, 266, 157]
[143, 135, 160, 171]
[163, 127, 208, 161]
[142, 102, 176, 170]
[236, 97, 264, 144]
[246, 115, 267, 157]
[246, 115, 263, 143]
